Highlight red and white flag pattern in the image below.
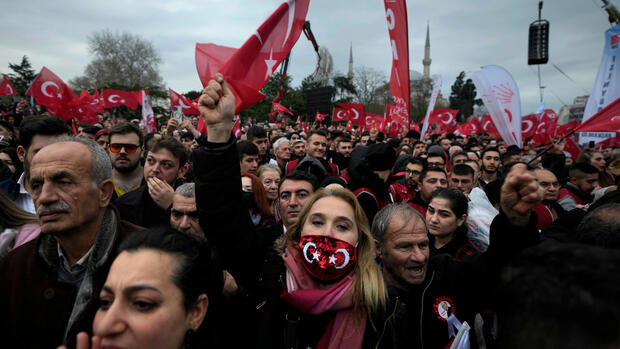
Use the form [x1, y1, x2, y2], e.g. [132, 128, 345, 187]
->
[102, 89, 140, 110]
[336, 103, 364, 125]
[170, 89, 200, 116]
[0, 75, 17, 96]
[26, 67, 78, 120]
[383, 0, 410, 124]
[195, 0, 310, 113]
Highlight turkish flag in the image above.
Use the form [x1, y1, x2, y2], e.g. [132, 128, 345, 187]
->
[386, 104, 408, 126]
[531, 110, 559, 145]
[0, 75, 17, 96]
[384, 0, 410, 122]
[564, 136, 581, 160]
[196, 0, 310, 113]
[480, 114, 501, 138]
[363, 113, 384, 130]
[457, 117, 480, 136]
[195, 44, 237, 86]
[388, 118, 408, 137]
[232, 118, 242, 138]
[346, 120, 353, 132]
[332, 107, 349, 122]
[273, 102, 294, 116]
[170, 89, 200, 116]
[521, 114, 538, 139]
[556, 120, 580, 137]
[410, 121, 420, 132]
[26, 67, 78, 120]
[575, 95, 620, 132]
[302, 122, 309, 134]
[336, 103, 364, 125]
[315, 112, 328, 122]
[427, 109, 458, 133]
[102, 89, 140, 110]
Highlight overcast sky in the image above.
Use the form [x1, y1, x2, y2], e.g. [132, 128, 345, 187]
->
[0, 0, 613, 114]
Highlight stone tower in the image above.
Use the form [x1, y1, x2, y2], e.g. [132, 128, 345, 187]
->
[348, 42, 354, 80]
[423, 22, 431, 80]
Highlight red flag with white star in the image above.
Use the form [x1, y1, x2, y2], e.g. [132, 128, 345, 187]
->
[170, 88, 200, 116]
[196, 0, 310, 113]
[102, 89, 140, 110]
[0, 75, 17, 96]
[336, 103, 365, 125]
[26, 67, 78, 120]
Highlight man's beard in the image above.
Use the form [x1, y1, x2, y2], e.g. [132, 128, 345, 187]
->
[113, 157, 140, 173]
[482, 164, 497, 174]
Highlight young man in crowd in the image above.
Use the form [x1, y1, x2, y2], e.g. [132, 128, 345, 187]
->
[107, 122, 144, 199]
[237, 141, 260, 175]
[450, 164, 476, 194]
[247, 126, 269, 165]
[557, 163, 600, 211]
[285, 129, 338, 176]
[479, 147, 501, 188]
[116, 136, 188, 227]
[407, 167, 448, 216]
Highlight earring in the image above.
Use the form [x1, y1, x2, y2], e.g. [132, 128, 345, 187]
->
[184, 328, 195, 349]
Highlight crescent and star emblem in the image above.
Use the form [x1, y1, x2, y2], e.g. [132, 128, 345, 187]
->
[41, 81, 60, 98]
[333, 248, 350, 269]
[302, 241, 316, 263]
[522, 120, 533, 133]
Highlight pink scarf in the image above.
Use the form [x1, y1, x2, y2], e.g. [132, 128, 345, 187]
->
[281, 246, 366, 349]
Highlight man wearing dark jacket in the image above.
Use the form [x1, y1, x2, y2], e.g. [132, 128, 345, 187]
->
[558, 163, 599, 211]
[116, 136, 188, 228]
[0, 137, 141, 348]
[370, 163, 542, 348]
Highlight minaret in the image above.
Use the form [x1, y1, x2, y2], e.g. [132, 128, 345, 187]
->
[347, 42, 354, 80]
[423, 22, 431, 80]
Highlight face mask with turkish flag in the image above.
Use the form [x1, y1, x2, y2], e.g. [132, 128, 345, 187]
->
[195, 0, 310, 113]
[26, 67, 78, 120]
[299, 235, 356, 281]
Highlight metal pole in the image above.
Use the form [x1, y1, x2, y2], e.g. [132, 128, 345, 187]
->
[527, 130, 576, 165]
[537, 1, 544, 103]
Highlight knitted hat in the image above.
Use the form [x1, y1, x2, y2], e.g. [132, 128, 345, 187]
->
[366, 143, 396, 171]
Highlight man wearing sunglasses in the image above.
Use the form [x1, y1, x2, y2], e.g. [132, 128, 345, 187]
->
[108, 123, 144, 199]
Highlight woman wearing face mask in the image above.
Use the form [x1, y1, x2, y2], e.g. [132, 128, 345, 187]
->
[257, 164, 281, 217]
[263, 185, 388, 348]
[59, 228, 223, 349]
[426, 188, 479, 260]
[241, 172, 274, 227]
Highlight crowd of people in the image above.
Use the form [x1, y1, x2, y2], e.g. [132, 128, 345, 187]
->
[0, 74, 619, 349]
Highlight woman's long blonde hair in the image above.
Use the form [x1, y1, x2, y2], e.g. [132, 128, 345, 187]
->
[282, 185, 387, 317]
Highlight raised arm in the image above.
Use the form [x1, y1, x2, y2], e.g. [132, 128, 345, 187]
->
[192, 73, 257, 286]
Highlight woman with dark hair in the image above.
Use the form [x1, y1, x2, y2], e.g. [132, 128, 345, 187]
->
[577, 149, 614, 187]
[61, 228, 223, 349]
[241, 172, 274, 226]
[0, 190, 40, 257]
[0, 147, 22, 176]
[426, 187, 479, 260]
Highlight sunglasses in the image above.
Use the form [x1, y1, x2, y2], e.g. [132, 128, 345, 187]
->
[109, 143, 139, 154]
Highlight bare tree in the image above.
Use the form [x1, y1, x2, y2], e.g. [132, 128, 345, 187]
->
[70, 30, 164, 94]
[353, 67, 386, 108]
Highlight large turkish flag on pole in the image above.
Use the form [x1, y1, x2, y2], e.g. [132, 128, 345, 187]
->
[196, 0, 310, 113]
[576, 95, 620, 132]
[383, 0, 410, 123]
[26, 67, 78, 120]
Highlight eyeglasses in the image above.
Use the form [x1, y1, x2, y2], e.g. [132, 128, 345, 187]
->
[109, 143, 139, 154]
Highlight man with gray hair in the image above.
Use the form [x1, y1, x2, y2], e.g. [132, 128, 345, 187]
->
[170, 182, 205, 242]
[0, 137, 141, 348]
[369, 163, 543, 348]
[269, 137, 291, 173]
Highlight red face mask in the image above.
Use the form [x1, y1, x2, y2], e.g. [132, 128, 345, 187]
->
[298, 235, 357, 281]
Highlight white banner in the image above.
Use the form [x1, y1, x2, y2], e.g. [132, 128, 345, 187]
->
[583, 23, 620, 122]
[578, 132, 616, 145]
[420, 76, 442, 139]
[141, 90, 156, 133]
[472, 65, 522, 147]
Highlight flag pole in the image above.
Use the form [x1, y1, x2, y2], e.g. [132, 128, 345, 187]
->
[527, 129, 576, 165]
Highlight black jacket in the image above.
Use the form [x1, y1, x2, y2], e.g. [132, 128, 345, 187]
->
[115, 184, 169, 228]
[365, 212, 539, 349]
